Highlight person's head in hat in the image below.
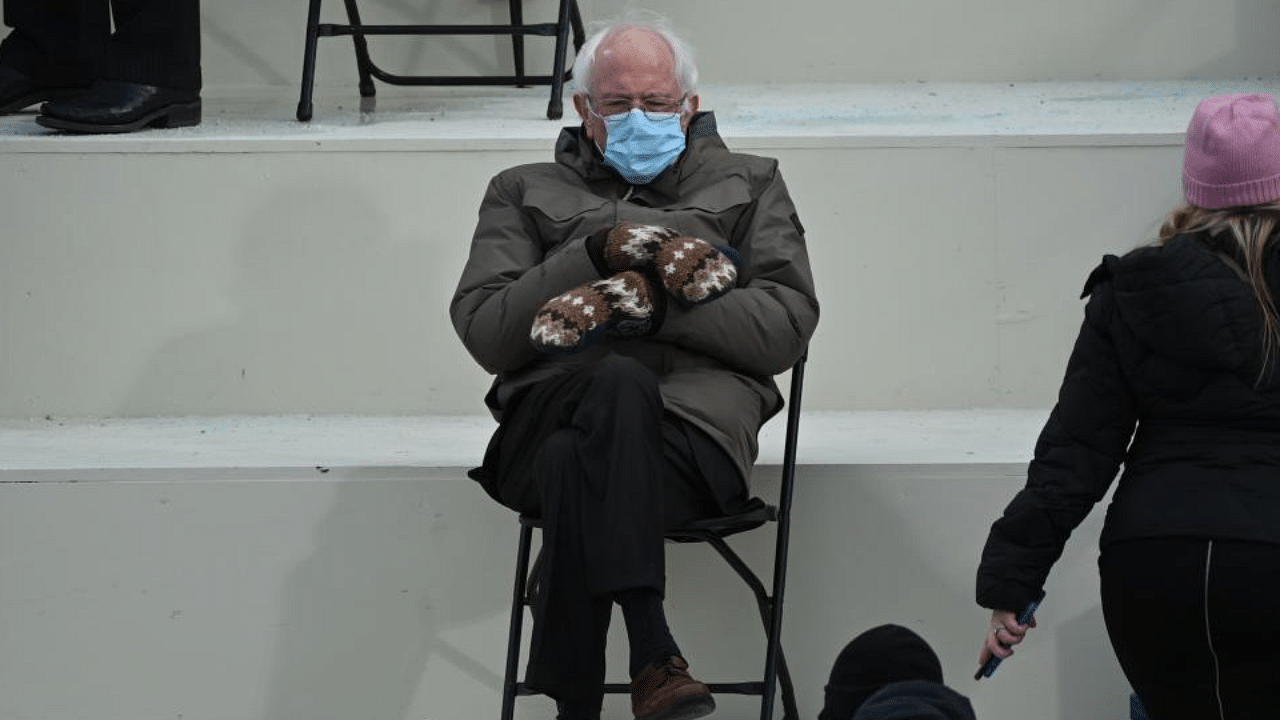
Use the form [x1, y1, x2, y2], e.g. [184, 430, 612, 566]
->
[819, 624, 974, 720]
[1181, 91, 1280, 210]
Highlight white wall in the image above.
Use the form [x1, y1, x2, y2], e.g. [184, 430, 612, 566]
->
[0, 461, 1128, 720]
[202, 0, 1280, 91]
[0, 138, 1183, 417]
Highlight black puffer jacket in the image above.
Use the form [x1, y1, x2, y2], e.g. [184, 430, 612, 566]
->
[977, 231, 1280, 611]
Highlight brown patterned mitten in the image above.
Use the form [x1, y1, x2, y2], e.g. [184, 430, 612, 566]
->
[530, 270, 664, 353]
[587, 222, 738, 305]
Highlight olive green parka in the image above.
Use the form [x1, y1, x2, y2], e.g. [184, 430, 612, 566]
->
[450, 112, 819, 485]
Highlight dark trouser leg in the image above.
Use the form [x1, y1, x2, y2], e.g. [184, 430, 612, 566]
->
[104, 0, 200, 89]
[0, 0, 105, 81]
[487, 355, 735, 708]
[1100, 537, 1280, 719]
[524, 427, 621, 709]
[1207, 540, 1280, 717]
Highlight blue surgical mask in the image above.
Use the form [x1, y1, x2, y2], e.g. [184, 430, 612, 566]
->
[598, 108, 686, 185]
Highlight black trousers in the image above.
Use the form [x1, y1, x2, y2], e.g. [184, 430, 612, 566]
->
[1100, 537, 1280, 720]
[478, 354, 746, 707]
[0, 0, 200, 89]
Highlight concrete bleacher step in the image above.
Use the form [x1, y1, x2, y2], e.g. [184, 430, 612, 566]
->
[0, 410, 1132, 720]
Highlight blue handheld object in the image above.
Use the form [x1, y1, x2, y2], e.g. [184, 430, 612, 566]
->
[975, 590, 1045, 680]
[1129, 692, 1151, 720]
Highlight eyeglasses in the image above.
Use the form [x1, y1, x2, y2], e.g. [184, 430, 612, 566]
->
[588, 94, 687, 120]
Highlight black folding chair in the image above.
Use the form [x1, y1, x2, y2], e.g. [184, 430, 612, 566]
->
[297, 0, 586, 121]
[499, 354, 807, 720]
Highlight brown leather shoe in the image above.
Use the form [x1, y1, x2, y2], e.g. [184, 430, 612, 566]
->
[630, 655, 715, 720]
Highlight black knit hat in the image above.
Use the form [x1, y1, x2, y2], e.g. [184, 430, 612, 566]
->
[818, 625, 945, 720]
[852, 680, 977, 720]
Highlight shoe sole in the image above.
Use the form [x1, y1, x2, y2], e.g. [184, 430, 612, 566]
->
[635, 694, 715, 720]
[0, 87, 85, 115]
[35, 99, 201, 134]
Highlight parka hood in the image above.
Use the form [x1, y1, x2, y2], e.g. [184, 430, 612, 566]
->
[1093, 233, 1280, 382]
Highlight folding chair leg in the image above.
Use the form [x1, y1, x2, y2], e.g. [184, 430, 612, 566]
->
[508, 0, 527, 87]
[761, 532, 793, 720]
[775, 649, 800, 720]
[761, 562, 798, 714]
[296, 0, 324, 121]
[546, 0, 573, 119]
[759, 637, 800, 720]
[569, 0, 585, 50]
[501, 523, 535, 720]
[701, 534, 799, 720]
[340, 0, 377, 97]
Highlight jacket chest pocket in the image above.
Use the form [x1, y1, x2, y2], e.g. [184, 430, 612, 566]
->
[523, 177, 754, 249]
[621, 178, 753, 247]
[523, 187, 610, 252]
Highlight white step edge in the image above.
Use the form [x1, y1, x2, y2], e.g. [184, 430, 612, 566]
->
[3, 80, 1280, 153]
[0, 410, 1046, 474]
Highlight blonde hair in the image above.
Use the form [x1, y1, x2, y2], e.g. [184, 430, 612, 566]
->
[1158, 201, 1280, 381]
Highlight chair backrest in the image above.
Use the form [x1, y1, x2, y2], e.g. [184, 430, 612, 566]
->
[772, 349, 807, 576]
[779, 353, 806, 499]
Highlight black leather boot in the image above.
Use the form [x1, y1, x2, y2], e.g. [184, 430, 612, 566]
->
[0, 64, 88, 115]
[37, 79, 200, 133]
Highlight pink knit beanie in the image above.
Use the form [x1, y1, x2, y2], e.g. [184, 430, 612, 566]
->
[1183, 92, 1280, 209]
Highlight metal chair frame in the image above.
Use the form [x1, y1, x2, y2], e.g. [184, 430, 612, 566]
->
[499, 354, 807, 720]
[297, 0, 586, 121]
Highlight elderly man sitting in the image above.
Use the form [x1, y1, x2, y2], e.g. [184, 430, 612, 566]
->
[451, 14, 818, 720]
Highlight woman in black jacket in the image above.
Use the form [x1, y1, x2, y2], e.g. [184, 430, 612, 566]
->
[975, 91, 1280, 719]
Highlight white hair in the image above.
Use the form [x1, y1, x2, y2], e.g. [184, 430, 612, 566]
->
[571, 12, 698, 97]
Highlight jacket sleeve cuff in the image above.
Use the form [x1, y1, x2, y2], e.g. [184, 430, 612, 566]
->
[976, 579, 1040, 614]
[585, 226, 613, 277]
